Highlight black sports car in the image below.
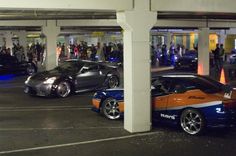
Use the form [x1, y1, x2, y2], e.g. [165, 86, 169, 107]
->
[24, 60, 120, 98]
[0, 54, 37, 75]
[175, 50, 198, 70]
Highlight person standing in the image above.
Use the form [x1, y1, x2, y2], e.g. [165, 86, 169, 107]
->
[219, 44, 225, 69]
[213, 43, 221, 71]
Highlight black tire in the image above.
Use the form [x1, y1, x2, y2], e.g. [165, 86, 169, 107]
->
[180, 108, 205, 135]
[107, 75, 119, 89]
[101, 98, 120, 120]
[56, 81, 71, 98]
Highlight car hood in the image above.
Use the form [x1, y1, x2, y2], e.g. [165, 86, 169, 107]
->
[95, 88, 124, 100]
[30, 69, 63, 81]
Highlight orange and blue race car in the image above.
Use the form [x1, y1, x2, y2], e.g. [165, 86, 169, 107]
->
[92, 73, 236, 135]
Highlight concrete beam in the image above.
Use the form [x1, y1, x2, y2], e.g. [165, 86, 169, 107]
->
[57, 19, 118, 27]
[155, 20, 206, 28]
[152, 0, 236, 13]
[0, 20, 46, 27]
[0, 0, 133, 11]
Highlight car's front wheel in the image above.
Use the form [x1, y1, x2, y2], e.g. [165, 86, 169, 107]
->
[107, 75, 119, 89]
[56, 81, 71, 98]
[180, 109, 205, 135]
[101, 98, 120, 120]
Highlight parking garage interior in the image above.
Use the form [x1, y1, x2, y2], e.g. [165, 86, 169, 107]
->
[1, 0, 236, 155]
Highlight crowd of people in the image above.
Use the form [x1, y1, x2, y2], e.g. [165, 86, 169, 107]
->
[151, 43, 187, 66]
[57, 41, 123, 63]
[0, 42, 45, 67]
[0, 43, 27, 63]
[27, 42, 44, 65]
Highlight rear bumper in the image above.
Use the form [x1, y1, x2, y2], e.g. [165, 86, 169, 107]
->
[207, 110, 236, 128]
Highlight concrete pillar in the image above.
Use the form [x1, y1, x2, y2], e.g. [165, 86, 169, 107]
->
[166, 32, 172, 50]
[42, 20, 60, 70]
[198, 28, 209, 75]
[17, 30, 28, 58]
[219, 30, 227, 45]
[4, 31, 13, 55]
[0, 37, 4, 47]
[116, 0, 157, 133]
[64, 35, 70, 58]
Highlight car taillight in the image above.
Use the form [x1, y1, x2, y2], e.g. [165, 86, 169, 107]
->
[223, 101, 236, 109]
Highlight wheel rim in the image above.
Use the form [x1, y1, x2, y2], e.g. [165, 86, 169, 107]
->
[108, 76, 118, 88]
[103, 98, 120, 119]
[57, 82, 71, 97]
[181, 111, 202, 135]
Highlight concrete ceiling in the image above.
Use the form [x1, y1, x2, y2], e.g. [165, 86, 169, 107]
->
[0, 10, 236, 32]
[0, 10, 116, 20]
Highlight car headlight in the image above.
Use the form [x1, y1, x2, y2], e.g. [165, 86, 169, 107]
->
[93, 92, 98, 97]
[0, 64, 3, 67]
[43, 77, 57, 84]
[25, 76, 32, 84]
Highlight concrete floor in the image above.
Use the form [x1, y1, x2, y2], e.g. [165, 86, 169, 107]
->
[0, 74, 236, 156]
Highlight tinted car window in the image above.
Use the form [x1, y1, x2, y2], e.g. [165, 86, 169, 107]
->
[88, 64, 99, 71]
[169, 77, 222, 94]
[152, 77, 171, 94]
[55, 61, 84, 72]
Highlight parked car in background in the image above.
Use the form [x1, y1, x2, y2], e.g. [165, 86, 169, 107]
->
[174, 50, 198, 70]
[92, 73, 236, 135]
[25, 60, 120, 98]
[0, 54, 37, 76]
[229, 53, 236, 64]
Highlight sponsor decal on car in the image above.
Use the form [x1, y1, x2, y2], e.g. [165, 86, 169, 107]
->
[160, 113, 176, 120]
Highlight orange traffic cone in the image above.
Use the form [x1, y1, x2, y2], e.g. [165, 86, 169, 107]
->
[220, 68, 226, 84]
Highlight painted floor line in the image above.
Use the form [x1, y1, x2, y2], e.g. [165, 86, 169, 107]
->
[0, 107, 91, 112]
[0, 105, 91, 109]
[0, 131, 160, 154]
[0, 126, 123, 131]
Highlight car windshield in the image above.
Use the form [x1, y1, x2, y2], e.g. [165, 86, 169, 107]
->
[55, 61, 84, 72]
[183, 51, 197, 57]
[167, 76, 224, 94]
[197, 76, 224, 93]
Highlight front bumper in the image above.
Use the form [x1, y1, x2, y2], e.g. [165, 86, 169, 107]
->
[25, 80, 54, 97]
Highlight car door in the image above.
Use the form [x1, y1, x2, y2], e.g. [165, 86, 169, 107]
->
[75, 63, 104, 90]
[166, 77, 203, 121]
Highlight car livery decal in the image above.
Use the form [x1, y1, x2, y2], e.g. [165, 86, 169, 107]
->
[154, 101, 223, 111]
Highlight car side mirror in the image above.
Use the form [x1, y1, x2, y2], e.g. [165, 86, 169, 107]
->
[174, 85, 186, 94]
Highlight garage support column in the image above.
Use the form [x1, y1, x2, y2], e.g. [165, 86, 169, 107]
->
[64, 35, 70, 59]
[198, 28, 210, 75]
[17, 30, 27, 59]
[4, 31, 13, 55]
[166, 31, 172, 50]
[42, 20, 60, 70]
[219, 30, 227, 45]
[116, 0, 157, 133]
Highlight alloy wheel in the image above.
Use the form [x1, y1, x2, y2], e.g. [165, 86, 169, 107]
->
[108, 76, 119, 88]
[57, 82, 71, 98]
[180, 109, 204, 135]
[102, 98, 120, 120]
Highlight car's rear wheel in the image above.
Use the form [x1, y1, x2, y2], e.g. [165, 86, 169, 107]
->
[56, 81, 71, 98]
[107, 75, 119, 89]
[101, 98, 120, 120]
[180, 109, 205, 135]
